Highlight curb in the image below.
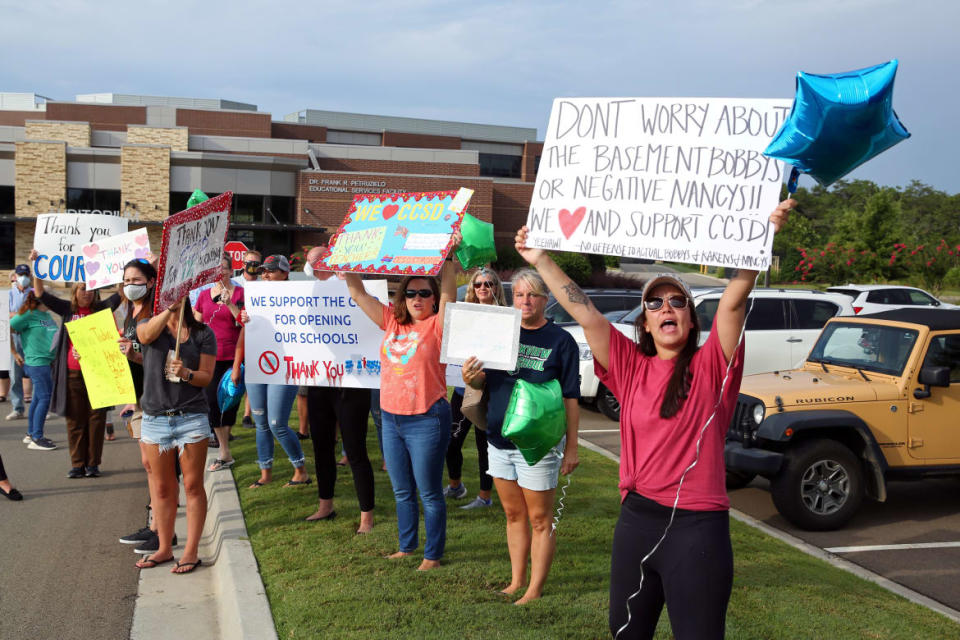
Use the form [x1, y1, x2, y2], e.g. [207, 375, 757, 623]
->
[130, 452, 277, 640]
[576, 436, 960, 625]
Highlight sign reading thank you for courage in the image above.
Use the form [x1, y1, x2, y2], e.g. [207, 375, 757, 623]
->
[525, 97, 792, 270]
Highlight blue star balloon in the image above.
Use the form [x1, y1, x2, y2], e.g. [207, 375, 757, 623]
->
[765, 59, 910, 188]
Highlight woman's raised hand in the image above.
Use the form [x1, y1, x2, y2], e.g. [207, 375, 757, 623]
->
[515, 226, 545, 267]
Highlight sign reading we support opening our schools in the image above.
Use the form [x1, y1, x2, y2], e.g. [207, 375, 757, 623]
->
[154, 192, 232, 313]
[525, 98, 792, 270]
[32, 213, 129, 282]
[315, 189, 473, 276]
[243, 279, 389, 388]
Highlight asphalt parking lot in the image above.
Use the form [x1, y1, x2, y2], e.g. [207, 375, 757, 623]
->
[576, 405, 960, 615]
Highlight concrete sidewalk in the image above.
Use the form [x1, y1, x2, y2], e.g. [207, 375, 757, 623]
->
[130, 452, 277, 640]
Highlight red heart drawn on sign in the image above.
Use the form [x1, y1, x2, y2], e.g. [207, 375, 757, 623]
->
[83, 244, 100, 258]
[382, 204, 399, 220]
[558, 207, 586, 240]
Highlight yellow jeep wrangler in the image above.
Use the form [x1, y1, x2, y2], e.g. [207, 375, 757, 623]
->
[725, 308, 960, 530]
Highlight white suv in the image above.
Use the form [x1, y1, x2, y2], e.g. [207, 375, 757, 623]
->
[568, 288, 856, 420]
[825, 284, 957, 315]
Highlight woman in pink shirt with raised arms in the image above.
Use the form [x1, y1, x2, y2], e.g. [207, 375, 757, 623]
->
[513, 200, 792, 640]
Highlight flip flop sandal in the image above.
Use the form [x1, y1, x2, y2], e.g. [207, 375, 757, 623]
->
[208, 459, 235, 472]
[173, 558, 203, 574]
[249, 481, 267, 489]
[136, 555, 174, 569]
[284, 478, 313, 487]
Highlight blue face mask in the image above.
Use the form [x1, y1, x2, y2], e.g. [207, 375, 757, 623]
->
[16, 275, 30, 288]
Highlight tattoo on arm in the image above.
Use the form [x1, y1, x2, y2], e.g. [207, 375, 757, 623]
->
[562, 282, 591, 306]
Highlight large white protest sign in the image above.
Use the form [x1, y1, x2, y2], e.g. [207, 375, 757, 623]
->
[0, 291, 9, 371]
[82, 228, 152, 291]
[244, 279, 389, 388]
[33, 213, 129, 283]
[526, 98, 792, 269]
[441, 302, 521, 371]
[154, 192, 231, 313]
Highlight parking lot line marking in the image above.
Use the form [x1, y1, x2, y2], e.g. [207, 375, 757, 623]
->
[578, 429, 621, 433]
[826, 541, 960, 554]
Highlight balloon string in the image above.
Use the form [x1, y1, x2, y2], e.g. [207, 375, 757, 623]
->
[614, 272, 759, 640]
[551, 473, 571, 536]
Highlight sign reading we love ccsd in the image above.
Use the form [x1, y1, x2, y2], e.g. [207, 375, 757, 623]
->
[525, 98, 792, 270]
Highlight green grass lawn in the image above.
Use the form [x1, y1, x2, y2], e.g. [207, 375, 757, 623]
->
[228, 414, 960, 639]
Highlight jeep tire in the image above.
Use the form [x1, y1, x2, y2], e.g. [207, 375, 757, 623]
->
[596, 384, 621, 422]
[771, 439, 864, 531]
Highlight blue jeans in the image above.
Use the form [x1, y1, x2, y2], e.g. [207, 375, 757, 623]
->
[10, 340, 26, 413]
[381, 398, 451, 561]
[23, 364, 52, 441]
[247, 383, 305, 470]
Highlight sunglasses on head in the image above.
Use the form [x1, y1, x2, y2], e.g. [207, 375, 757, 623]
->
[133, 258, 150, 265]
[473, 280, 494, 289]
[405, 289, 434, 299]
[643, 295, 689, 311]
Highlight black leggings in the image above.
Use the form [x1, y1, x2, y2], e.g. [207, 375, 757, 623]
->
[609, 492, 733, 640]
[444, 391, 492, 492]
[0, 451, 7, 482]
[205, 360, 240, 431]
[307, 386, 375, 512]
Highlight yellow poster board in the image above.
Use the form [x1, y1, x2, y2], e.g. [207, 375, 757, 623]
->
[65, 308, 136, 409]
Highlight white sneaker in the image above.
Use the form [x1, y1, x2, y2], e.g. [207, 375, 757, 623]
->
[6, 410, 25, 420]
[460, 496, 493, 510]
[22, 434, 32, 444]
[27, 437, 57, 451]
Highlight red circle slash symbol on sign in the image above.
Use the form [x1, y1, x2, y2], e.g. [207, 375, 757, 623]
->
[259, 351, 280, 375]
[225, 241, 249, 270]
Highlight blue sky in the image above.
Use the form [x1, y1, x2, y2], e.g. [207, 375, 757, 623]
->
[2, 0, 955, 192]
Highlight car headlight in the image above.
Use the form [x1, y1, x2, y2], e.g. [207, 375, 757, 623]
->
[578, 342, 592, 361]
[752, 404, 765, 425]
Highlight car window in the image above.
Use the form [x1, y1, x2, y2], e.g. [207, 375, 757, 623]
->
[791, 300, 840, 330]
[866, 289, 898, 305]
[695, 298, 719, 331]
[906, 289, 938, 306]
[744, 299, 787, 331]
[811, 324, 918, 375]
[922, 334, 960, 382]
[547, 295, 640, 323]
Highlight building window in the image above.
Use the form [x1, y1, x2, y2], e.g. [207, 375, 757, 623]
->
[0, 186, 13, 269]
[169, 193, 295, 226]
[66, 188, 121, 213]
[479, 153, 522, 179]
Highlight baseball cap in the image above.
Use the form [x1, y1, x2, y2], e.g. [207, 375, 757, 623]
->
[14, 264, 31, 276]
[640, 274, 693, 305]
[262, 255, 291, 272]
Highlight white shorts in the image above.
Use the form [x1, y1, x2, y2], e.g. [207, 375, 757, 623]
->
[486, 438, 564, 492]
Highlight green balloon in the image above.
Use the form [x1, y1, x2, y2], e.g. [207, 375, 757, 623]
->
[455, 213, 497, 270]
[186, 189, 209, 209]
[501, 378, 566, 466]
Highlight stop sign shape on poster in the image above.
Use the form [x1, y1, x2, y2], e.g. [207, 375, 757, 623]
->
[224, 241, 248, 270]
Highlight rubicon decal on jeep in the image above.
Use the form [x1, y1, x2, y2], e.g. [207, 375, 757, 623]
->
[725, 308, 960, 531]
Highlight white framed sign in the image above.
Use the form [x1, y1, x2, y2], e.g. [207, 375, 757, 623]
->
[244, 279, 389, 388]
[440, 302, 521, 371]
[526, 97, 792, 269]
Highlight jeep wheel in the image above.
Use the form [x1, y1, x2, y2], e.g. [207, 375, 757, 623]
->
[596, 385, 621, 422]
[725, 470, 757, 490]
[771, 440, 863, 531]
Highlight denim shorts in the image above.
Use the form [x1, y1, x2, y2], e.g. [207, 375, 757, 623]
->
[487, 437, 564, 492]
[140, 412, 209, 455]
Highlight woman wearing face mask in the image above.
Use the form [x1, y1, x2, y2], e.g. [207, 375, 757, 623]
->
[135, 294, 216, 573]
[9, 291, 58, 451]
[512, 201, 792, 638]
[194, 255, 244, 471]
[442, 267, 505, 510]
[345, 238, 459, 571]
[240, 255, 310, 489]
[29, 249, 123, 477]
